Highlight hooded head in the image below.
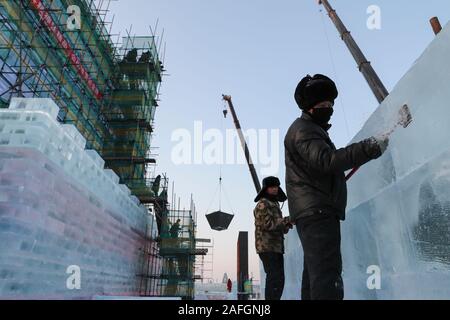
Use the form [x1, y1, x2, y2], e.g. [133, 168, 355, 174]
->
[294, 74, 338, 111]
[254, 176, 288, 203]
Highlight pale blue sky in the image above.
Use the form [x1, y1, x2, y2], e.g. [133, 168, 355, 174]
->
[108, 0, 450, 282]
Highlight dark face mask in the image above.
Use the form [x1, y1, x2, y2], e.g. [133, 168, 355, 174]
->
[310, 107, 334, 125]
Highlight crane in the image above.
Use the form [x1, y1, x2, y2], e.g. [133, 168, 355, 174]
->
[222, 95, 261, 193]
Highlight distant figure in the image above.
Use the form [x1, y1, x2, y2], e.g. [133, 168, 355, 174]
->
[151, 175, 161, 196]
[121, 49, 138, 89]
[227, 279, 232, 293]
[123, 49, 138, 63]
[222, 272, 229, 284]
[170, 219, 181, 238]
[164, 258, 179, 296]
[139, 50, 152, 63]
[160, 214, 170, 237]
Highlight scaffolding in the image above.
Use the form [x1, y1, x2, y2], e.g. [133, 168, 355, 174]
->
[136, 184, 211, 300]
[101, 35, 163, 197]
[0, 0, 208, 301]
[195, 239, 214, 284]
[157, 198, 208, 300]
[0, 0, 164, 199]
[137, 206, 163, 297]
[137, 174, 169, 297]
[0, 0, 117, 150]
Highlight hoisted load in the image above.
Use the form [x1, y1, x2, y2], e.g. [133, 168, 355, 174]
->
[205, 100, 238, 231]
[206, 95, 264, 231]
[206, 210, 234, 231]
[205, 176, 234, 231]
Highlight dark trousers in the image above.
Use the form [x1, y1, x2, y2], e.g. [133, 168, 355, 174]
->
[296, 212, 344, 300]
[259, 252, 285, 300]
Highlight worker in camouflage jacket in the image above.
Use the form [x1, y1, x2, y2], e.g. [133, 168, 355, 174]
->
[284, 74, 390, 300]
[254, 176, 293, 300]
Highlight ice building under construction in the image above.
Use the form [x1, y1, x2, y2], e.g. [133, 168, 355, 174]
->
[282, 20, 450, 300]
[0, 0, 209, 299]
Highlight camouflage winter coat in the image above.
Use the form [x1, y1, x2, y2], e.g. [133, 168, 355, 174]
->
[254, 198, 290, 254]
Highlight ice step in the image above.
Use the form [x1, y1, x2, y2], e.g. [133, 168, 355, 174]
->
[10, 98, 60, 120]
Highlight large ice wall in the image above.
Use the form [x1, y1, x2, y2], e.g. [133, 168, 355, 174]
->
[0, 98, 158, 299]
[283, 22, 450, 300]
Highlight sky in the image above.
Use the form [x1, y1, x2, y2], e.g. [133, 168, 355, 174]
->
[107, 0, 450, 283]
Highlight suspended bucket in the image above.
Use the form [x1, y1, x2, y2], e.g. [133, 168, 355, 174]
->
[204, 104, 238, 232]
[206, 211, 234, 231]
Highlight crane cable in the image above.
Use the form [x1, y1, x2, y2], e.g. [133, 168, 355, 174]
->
[220, 100, 236, 216]
[319, 7, 351, 141]
[204, 101, 236, 216]
[218, 99, 226, 212]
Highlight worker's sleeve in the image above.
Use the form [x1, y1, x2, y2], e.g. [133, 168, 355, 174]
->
[295, 131, 383, 175]
[254, 202, 287, 232]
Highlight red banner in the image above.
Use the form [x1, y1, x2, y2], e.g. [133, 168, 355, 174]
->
[30, 0, 103, 100]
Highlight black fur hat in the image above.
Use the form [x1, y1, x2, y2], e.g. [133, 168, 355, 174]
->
[294, 74, 338, 110]
[254, 176, 288, 203]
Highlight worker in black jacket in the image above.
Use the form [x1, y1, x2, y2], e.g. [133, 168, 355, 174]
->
[284, 74, 390, 300]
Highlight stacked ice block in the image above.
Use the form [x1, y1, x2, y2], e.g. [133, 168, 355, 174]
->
[282, 22, 450, 299]
[0, 98, 158, 299]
